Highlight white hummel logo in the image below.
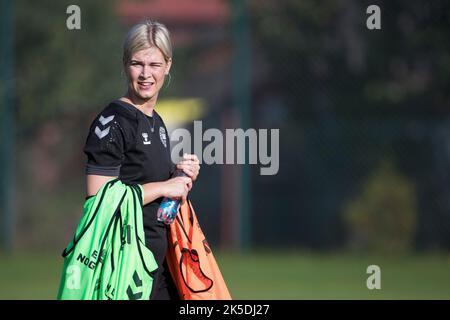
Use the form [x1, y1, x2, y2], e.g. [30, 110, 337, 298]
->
[95, 126, 110, 139]
[99, 115, 115, 126]
[142, 132, 151, 145]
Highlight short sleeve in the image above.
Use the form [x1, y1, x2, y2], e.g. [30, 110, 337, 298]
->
[83, 112, 128, 177]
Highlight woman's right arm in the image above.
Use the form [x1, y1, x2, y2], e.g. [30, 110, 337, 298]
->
[86, 175, 192, 206]
[141, 176, 191, 206]
[86, 175, 117, 197]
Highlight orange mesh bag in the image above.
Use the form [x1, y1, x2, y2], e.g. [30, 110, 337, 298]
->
[166, 199, 232, 300]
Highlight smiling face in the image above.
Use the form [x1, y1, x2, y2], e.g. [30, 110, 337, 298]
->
[125, 47, 172, 105]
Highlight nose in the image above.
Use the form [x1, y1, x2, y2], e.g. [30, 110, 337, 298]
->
[140, 65, 152, 79]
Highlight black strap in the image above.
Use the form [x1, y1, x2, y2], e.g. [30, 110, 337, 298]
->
[130, 184, 157, 278]
[175, 215, 192, 244]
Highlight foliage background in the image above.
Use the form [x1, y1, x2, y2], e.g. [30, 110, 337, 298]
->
[0, 0, 449, 299]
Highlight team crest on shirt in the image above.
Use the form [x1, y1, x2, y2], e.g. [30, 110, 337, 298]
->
[142, 132, 151, 145]
[159, 127, 167, 148]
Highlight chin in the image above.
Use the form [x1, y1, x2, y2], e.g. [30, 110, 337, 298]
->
[138, 92, 151, 98]
[135, 90, 154, 101]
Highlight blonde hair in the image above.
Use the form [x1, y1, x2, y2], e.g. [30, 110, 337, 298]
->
[122, 20, 173, 68]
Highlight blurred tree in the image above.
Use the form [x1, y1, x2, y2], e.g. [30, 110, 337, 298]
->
[250, 0, 450, 250]
[15, 0, 124, 133]
[252, 0, 450, 118]
[14, 0, 127, 248]
[343, 157, 417, 254]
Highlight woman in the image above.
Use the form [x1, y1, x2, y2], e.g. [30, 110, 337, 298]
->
[83, 20, 200, 300]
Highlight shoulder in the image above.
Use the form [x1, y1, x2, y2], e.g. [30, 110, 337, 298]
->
[86, 100, 141, 143]
[98, 100, 138, 124]
[89, 100, 139, 132]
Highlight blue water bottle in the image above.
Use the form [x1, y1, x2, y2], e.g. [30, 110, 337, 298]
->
[157, 170, 187, 224]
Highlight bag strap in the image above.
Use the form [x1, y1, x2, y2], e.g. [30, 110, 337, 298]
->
[175, 215, 192, 244]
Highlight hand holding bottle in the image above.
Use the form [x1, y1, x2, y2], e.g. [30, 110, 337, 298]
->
[157, 170, 191, 224]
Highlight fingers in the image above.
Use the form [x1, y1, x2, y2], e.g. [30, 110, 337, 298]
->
[177, 160, 199, 169]
[176, 176, 192, 193]
[164, 176, 192, 200]
[177, 163, 199, 172]
[177, 165, 199, 182]
[183, 153, 199, 162]
[175, 154, 199, 192]
[181, 183, 188, 204]
[179, 176, 192, 184]
[178, 166, 195, 179]
[178, 154, 200, 169]
[177, 155, 200, 182]
[179, 154, 200, 168]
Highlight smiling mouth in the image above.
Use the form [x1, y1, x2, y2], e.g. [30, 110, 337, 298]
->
[138, 82, 154, 89]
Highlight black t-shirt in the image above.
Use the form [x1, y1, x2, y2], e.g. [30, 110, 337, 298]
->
[83, 99, 175, 273]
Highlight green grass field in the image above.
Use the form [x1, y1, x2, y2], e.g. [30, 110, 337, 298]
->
[0, 250, 449, 299]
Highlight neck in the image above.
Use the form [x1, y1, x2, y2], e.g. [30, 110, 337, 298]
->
[121, 91, 157, 116]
